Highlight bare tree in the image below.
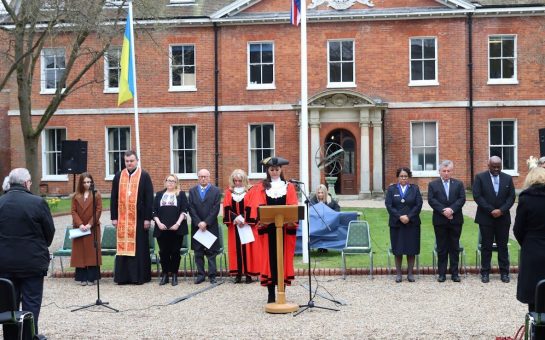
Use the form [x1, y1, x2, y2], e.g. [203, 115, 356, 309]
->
[0, 0, 163, 193]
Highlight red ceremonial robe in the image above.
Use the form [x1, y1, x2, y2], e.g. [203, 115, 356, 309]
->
[223, 188, 260, 276]
[247, 182, 299, 286]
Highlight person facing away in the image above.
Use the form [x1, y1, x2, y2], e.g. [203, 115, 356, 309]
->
[0, 168, 55, 337]
[71, 172, 103, 286]
[188, 168, 221, 284]
[152, 174, 189, 286]
[111, 150, 154, 285]
[310, 184, 340, 212]
[385, 167, 423, 283]
[222, 169, 260, 284]
[427, 160, 466, 283]
[472, 156, 515, 284]
[514, 167, 545, 313]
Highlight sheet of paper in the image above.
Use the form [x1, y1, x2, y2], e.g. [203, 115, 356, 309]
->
[192, 229, 218, 249]
[69, 228, 91, 239]
[237, 224, 255, 245]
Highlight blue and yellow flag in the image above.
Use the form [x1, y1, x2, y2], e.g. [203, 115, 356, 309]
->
[118, 12, 135, 106]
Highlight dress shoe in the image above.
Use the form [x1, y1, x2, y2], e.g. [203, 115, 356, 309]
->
[159, 273, 169, 286]
[395, 275, 402, 283]
[234, 275, 242, 284]
[80, 281, 88, 286]
[437, 275, 446, 283]
[194, 276, 205, 284]
[451, 275, 461, 283]
[245, 275, 253, 284]
[407, 274, 415, 283]
[171, 274, 178, 286]
[481, 274, 490, 283]
[501, 274, 510, 283]
[36, 334, 48, 340]
[209, 277, 217, 284]
[267, 295, 275, 303]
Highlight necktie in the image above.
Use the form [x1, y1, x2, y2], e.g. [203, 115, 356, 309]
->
[493, 176, 499, 196]
[443, 180, 449, 200]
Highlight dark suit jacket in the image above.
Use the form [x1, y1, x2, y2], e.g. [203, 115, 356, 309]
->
[188, 184, 221, 252]
[472, 171, 515, 227]
[385, 183, 423, 228]
[428, 178, 466, 226]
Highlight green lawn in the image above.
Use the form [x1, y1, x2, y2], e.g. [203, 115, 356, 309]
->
[46, 197, 110, 215]
[55, 206, 520, 272]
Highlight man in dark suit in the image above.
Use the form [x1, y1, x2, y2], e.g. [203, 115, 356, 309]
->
[188, 168, 221, 284]
[428, 160, 466, 283]
[472, 156, 515, 283]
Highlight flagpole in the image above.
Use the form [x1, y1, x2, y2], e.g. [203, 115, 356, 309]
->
[299, 0, 310, 264]
[128, 1, 141, 162]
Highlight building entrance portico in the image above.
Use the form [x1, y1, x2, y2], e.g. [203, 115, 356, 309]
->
[306, 90, 385, 198]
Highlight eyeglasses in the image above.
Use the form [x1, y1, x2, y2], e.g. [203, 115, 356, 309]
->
[166, 179, 177, 183]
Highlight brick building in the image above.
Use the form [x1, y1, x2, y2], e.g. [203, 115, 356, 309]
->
[3, 0, 545, 196]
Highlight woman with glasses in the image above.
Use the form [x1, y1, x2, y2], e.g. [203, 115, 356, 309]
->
[385, 167, 423, 283]
[71, 172, 103, 286]
[152, 174, 189, 286]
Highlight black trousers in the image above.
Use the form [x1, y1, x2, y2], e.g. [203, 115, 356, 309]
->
[157, 233, 183, 274]
[434, 224, 462, 276]
[479, 223, 510, 275]
[0, 275, 44, 335]
[195, 248, 218, 279]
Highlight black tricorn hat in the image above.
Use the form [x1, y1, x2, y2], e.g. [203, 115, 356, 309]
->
[261, 156, 289, 167]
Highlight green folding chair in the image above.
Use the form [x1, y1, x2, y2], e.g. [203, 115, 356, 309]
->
[180, 234, 193, 280]
[148, 226, 160, 273]
[432, 241, 467, 277]
[341, 220, 373, 279]
[100, 225, 117, 256]
[52, 228, 72, 273]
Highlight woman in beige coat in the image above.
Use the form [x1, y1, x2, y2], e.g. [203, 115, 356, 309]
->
[71, 173, 102, 285]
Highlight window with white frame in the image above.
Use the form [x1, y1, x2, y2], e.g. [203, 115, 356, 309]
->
[42, 128, 66, 179]
[410, 37, 437, 85]
[41, 48, 65, 93]
[249, 124, 274, 175]
[106, 127, 130, 177]
[327, 40, 354, 87]
[411, 121, 438, 174]
[489, 35, 517, 83]
[489, 120, 517, 172]
[248, 42, 274, 89]
[170, 45, 196, 90]
[104, 47, 121, 92]
[171, 125, 197, 175]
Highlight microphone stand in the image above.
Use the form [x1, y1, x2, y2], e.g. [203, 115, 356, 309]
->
[294, 183, 339, 317]
[72, 183, 118, 313]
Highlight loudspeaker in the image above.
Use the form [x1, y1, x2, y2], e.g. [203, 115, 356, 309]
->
[539, 129, 545, 157]
[60, 140, 87, 174]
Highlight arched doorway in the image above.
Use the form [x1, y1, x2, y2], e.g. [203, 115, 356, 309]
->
[325, 129, 357, 195]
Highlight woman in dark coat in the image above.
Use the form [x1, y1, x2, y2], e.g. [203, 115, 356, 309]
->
[514, 167, 545, 312]
[310, 184, 340, 212]
[385, 167, 423, 283]
[152, 174, 189, 286]
[71, 173, 102, 285]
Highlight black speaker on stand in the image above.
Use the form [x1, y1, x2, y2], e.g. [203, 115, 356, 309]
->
[539, 128, 545, 157]
[60, 140, 88, 192]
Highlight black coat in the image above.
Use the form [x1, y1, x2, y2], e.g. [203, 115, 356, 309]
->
[152, 189, 189, 237]
[188, 184, 221, 252]
[385, 183, 423, 228]
[110, 168, 154, 222]
[309, 195, 340, 212]
[0, 184, 55, 277]
[472, 171, 515, 227]
[514, 184, 545, 304]
[428, 178, 466, 226]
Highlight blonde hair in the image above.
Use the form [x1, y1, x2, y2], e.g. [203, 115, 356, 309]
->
[315, 184, 331, 204]
[164, 174, 180, 191]
[228, 169, 250, 190]
[524, 167, 545, 188]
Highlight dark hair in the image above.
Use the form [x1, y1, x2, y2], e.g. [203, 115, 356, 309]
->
[396, 167, 412, 178]
[124, 150, 138, 160]
[76, 172, 94, 195]
[262, 166, 286, 189]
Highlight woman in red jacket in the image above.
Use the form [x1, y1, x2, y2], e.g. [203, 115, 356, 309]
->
[247, 157, 298, 303]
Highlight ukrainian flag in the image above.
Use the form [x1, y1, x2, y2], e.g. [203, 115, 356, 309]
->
[118, 12, 134, 106]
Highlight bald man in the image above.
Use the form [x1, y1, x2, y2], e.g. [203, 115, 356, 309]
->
[472, 156, 515, 283]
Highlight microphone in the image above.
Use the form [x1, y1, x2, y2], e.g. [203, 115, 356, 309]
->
[288, 179, 304, 185]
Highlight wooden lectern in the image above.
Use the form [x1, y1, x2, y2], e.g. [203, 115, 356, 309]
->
[258, 205, 303, 314]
